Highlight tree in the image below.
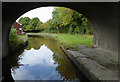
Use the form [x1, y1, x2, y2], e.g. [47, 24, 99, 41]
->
[18, 17, 43, 31]
[28, 17, 43, 31]
[18, 17, 31, 31]
[47, 7, 93, 34]
[24, 25, 33, 31]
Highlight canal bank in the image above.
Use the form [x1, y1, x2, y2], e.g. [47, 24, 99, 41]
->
[61, 45, 118, 81]
[3, 34, 90, 81]
[9, 34, 28, 55]
[26, 33, 118, 81]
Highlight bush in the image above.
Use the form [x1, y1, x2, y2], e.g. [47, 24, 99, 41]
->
[9, 28, 18, 45]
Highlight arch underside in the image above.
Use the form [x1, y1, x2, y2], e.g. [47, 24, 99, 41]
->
[2, 2, 118, 58]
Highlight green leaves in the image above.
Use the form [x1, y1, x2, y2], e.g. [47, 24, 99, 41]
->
[9, 28, 17, 44]
[49, 7, 93, 34]
[18, 17, 31, 25]
[18, 7, 93, 34]
[18, 17, 43, 31]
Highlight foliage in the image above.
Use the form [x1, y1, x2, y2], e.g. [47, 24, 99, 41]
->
[9, 28, 18, 53]
[40, 19, 51, 30]
[18, 17, 43, 31]
[68, 24, 74, 34]
[18, 17, 31, 31]
[40, 7, 93, 35]
[9, 28, 28, 53]
[18, 7, 93, 34]
[9, 28, 18, 45]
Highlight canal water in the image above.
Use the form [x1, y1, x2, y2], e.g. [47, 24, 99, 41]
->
[3, 35, 88, 81]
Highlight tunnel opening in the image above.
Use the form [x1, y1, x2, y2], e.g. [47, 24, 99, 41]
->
[8, 6, 94, 54]
[2, 2, 118, 81]
[6, 6, 94, 81]
[2, 2, 118, 59]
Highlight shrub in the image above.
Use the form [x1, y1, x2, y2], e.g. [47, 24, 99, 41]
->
[9, 28, 17, 45]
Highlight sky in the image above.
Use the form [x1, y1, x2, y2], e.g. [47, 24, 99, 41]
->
[16, 7, 55, 23]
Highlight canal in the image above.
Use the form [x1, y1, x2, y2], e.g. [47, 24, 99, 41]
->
[3, 35, 88, 81]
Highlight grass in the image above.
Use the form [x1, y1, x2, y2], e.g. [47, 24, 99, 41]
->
[37, 33, 93, 50]
[51, 33, 93, 50]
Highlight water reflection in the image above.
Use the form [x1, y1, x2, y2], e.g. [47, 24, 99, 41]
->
[19, 45, 55, 67]
[9, 35, 87, 80]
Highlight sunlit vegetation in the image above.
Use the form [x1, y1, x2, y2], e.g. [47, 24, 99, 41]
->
[36, 33, 93, 50]
[18, 17, 43, 31]
[10, 7, 93, 52]
[52, 33, 93, 49]
[9, 28, 28, 53]
[18, 7, 93, 35]
[9, 28, 18, 43]
[42, 7, 93, 35]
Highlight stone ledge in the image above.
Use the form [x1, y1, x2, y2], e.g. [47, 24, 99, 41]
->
[66, 50, 118, 81]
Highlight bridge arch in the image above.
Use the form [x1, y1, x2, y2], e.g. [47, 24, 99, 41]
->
[2, 2, 118, 58]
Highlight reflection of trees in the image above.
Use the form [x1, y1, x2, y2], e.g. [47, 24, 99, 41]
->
[26, 36, 62, 53]
[26, 36, 79, 80]
[2, 46, 26, 81]
[10, 46, 27, 70]
[26, 36, 44, 50]
[10, 35, 80, 80]
[53, 53, 78, 80]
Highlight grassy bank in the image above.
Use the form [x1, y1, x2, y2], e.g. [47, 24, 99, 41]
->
[33, 33, 93, 50]
[51, 33, 93, 50]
